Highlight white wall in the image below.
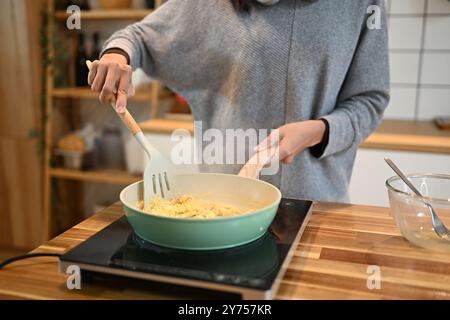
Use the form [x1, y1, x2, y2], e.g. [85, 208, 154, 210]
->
[386, 0, 450, 120]
[349, 149, 450, 207]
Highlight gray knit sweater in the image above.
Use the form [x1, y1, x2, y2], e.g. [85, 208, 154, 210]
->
[102, 0, 390, 202]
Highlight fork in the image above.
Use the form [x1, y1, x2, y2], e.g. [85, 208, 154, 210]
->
[385, 158, 450, 240]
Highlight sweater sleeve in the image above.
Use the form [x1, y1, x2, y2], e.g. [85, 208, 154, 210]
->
[101, 0, 214, 90]
[319, 0, 390, 159]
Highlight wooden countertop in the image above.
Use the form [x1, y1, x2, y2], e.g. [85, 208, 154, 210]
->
[361, 120, 450, 154]
[1, 202, 449, 299]
[141, 118, 450, 154]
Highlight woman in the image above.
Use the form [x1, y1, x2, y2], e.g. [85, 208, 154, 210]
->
[88, 0, 389, 202]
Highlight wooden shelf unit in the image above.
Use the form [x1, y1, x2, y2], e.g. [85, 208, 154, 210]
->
[49, 168, 140, 185]
[43, 0, 165, 241]
[140, 118, 195, 135]
[52, 86, 173, 102]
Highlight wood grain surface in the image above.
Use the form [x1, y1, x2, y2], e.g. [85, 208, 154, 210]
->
[140, 119, 450, 154]
[0, 202, 449, 300]
[361, 120, 450, 154]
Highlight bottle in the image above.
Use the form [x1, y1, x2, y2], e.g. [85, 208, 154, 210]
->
[75, 32, 89, 87]
[55, 0, 70, 10]
[99, 126, 125, 170]
[145, 0, 155, 8]
[91, 32, 101, 61]
[70, 0, 90, 10]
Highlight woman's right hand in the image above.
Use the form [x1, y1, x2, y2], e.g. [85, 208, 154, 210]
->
[87, 53, 135, 113]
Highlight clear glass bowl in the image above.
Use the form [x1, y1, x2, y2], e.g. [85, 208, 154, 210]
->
[386, 173, 450, 252]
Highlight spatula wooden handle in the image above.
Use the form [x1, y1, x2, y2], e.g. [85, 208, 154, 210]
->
[109, 103, 142, 135]
[86, 60, 142, 136]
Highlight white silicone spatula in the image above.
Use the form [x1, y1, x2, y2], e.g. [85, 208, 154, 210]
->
[86, 61, 174, 206]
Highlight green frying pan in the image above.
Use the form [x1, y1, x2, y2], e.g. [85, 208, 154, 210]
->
[120, 173, 281, 250]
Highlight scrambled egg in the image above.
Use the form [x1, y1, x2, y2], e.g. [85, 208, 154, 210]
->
[138, 195, 241, 219]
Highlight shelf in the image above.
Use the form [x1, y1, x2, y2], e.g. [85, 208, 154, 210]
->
[140, 118, 194, 135]
[49, 168, 141, 185]
[55, 9, 153, 21]
[43, 0, 165, 241]
[52, 87, 173, 102]
[361, 120, 450, 154]
[52, 87, 151, 101]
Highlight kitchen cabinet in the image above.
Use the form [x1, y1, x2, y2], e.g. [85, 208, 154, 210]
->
[142, 132, 199, 175]
[138, 119, 198, 174]
[349, 149, 450, 207]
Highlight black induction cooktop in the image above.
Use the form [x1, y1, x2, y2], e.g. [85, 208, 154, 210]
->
[59, 198, 313, 299]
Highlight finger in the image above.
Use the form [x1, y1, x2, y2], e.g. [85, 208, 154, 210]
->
[115, 91, 127, 114]
[116, 66, 132, 113]
[127, 86, 135, 97]
[277, 138, 292, 161]
[281, 141, 307, 164]
[91, 63, 108, 92]
[259, 145, 279, 168]
[255, 128, 281, 152]
[87, 60, 99, 86]
[257, 144, 282, 171]
[282, 154, 295, 165]
[99, 64, 120, 103]
[247, 145, 276, 166]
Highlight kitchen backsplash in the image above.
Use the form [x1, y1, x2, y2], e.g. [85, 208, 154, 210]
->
[386, 0, 450, 120]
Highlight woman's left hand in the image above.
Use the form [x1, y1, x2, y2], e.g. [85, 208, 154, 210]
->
[256, 120, 326, 165]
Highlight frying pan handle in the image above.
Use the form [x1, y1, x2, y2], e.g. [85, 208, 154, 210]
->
[86, 60, 142, 136]
[238, 146, 279, 179]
